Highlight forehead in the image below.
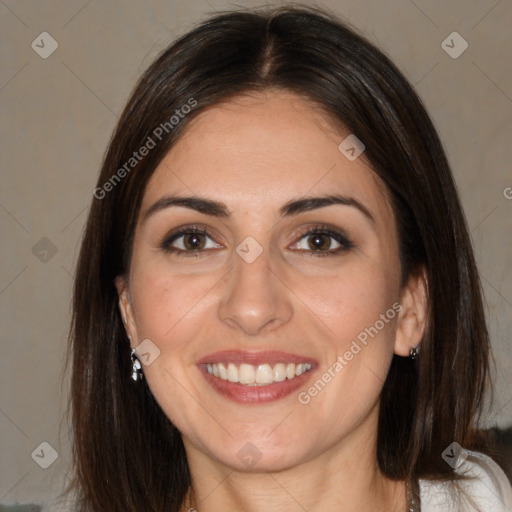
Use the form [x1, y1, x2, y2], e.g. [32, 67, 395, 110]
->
[140, 90, 393, 224]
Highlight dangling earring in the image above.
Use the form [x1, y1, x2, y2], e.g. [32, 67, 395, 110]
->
[131, 348, 143, 381]
[409, 346, 420, 359]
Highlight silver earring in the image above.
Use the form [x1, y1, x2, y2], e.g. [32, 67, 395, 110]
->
[131, 349, 143, 381]
[409, 346, 419, 359]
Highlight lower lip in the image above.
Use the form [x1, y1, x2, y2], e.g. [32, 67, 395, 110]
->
[199, 366, 316, 404]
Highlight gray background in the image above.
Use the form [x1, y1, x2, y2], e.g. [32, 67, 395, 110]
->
[1, 0, 511, 509]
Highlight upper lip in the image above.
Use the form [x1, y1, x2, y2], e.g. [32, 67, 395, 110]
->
[196, 350, 318, 366]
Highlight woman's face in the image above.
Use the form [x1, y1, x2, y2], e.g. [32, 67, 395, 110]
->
[117, 90, 425, 472]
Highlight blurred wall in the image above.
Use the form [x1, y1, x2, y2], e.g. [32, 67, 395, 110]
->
[1, 0, 510, 509]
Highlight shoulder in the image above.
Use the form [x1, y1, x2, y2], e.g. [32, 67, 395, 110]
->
[419, 450, 512, 512]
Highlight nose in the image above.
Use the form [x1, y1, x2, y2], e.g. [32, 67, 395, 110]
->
[217, 246, 293, 336]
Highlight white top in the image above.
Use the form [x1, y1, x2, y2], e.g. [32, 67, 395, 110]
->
[420, 450, 512, 511]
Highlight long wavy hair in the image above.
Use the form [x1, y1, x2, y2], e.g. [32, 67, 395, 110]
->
[67, 5, 491, 511]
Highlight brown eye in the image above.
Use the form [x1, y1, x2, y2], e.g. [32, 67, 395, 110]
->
[291, 225, 354, 256]
[182, 233, 206, 251]
[307, 233, 333, 251]
[160, 227, 222, 256]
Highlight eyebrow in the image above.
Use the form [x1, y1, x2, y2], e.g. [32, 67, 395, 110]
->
[142, 194, 375, 223]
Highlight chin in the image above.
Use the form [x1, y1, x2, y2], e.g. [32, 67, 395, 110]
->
[198, 432, 317, 473]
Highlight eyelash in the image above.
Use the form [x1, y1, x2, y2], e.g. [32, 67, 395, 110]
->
[160, 223, 354, 258]
[294, 225, 354, 257]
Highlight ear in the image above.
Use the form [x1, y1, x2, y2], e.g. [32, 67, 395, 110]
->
[394, 267, 428, 357]
[115, 275, 139, 346]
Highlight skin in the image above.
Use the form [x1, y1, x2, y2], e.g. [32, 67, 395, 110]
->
[116, 90, 427, 512]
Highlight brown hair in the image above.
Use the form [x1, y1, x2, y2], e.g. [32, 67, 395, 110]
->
[67, 5, 491, 510]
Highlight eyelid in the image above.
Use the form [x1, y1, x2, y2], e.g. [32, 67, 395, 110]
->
[289, 223, 354, 254]
[159, 224, 223, 253]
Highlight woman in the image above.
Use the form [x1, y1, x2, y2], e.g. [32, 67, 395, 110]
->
[68, 5, 512, 511]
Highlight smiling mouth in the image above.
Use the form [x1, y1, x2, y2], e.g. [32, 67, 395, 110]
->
[196, 350, 318, 403]
[206, 362, 314, 386]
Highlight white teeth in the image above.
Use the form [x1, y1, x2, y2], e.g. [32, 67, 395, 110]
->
[273, 363, 286, 382]
[227, 362, 239, 382]
[218, 363, 227, 380]
[239, 363, 255, 384]
[255, 364, 274, 384]
[206, 361, 313, 386]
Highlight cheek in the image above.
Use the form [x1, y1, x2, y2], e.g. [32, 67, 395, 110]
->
[128, 268, 216, 432]
[290, 260, 399, 410]
[129, 265, 220, 345]
[290, 259, 399, 346]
